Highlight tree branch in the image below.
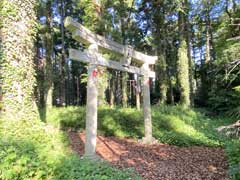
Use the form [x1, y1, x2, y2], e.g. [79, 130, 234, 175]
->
[227, 36, 240, 41]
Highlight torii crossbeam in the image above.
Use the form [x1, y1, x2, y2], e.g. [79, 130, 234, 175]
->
[64, 17, 157, 157]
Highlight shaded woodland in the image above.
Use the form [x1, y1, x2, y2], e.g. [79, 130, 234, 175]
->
[0, 0, 240, 179]
[1, 0, 239, 118]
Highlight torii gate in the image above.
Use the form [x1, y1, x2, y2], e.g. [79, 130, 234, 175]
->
[64, 17, 157, 157]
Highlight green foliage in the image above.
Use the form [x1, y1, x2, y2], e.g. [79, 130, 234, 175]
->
[47, 105, 233, 147]
[225, 140, 240, 179]
[177, 40, 190, 107]
[46, 106, 240, 179]
[208, 84, 240, 119]
[0, 1, 18, 28]
[227, 106, 240, 119]
[47, 106, 143, 138]
[206, 8, 240, 114]
[208, 89, 240, 112]
[98, 67, 109, 106]
[1, 0, 39, 120]
[227, 86, 240, 119]
[0, 119, 66, 180]
[78, 0, 101, 32]
[0, 118, 141, 180]
[152, 106, 227, 146]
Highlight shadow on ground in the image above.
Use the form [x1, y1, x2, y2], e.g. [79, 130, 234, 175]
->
[68, 132, 229, 180]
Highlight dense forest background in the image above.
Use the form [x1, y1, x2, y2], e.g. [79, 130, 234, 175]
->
[1, 0, 240, 120]
[1, 0, 240, 179]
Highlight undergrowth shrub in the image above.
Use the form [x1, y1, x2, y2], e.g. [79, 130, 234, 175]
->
[225, 140, 240, 179]
[46, 105, 239, 179]
[208, 86, 240, 119]
[0, 118, 141, 180]
[47, 105, 231, 146]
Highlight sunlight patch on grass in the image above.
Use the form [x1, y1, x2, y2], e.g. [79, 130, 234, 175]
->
[0, 118, 141, 180]
[46, 105, 233, 147]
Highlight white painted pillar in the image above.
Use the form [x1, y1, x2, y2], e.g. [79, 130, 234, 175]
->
[85, 44, 98, 157]
[142, 63, 153, 143]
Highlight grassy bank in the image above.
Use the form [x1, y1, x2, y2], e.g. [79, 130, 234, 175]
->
[0, 118, 141, 180]
[46, 105, 240, 179]
[46, 106, 234, 146]
[1, 105, 239, 179]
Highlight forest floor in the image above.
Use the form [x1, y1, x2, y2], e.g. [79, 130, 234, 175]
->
[68, 132, 229, 180]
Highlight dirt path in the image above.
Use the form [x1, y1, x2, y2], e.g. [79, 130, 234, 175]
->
[68, 132, 229, 180]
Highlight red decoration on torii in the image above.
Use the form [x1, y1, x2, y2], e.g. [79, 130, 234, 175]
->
[92, 68, 98, 77]
[146, 79, 150, 86]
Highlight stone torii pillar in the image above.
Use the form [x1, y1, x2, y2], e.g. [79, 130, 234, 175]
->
[141, 63, 155, 144]
[85, 44, 98, 157]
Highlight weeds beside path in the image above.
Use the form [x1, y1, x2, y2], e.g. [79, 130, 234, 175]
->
[47, 105, 240, 179]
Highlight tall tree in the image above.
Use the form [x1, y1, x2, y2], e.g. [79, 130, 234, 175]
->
[177, 0, 191, 107]
[136, 1, 178, 105]
[118, 0, 133, 107]
[197, 0, 217, 103]
[0, 0, 38, 119]
[59, 0, 66, 106]
[152, 1, 168, 104]
[185, 1, 195, 105]
[79, 0, 109, 106]
[44, 0, 54, 109]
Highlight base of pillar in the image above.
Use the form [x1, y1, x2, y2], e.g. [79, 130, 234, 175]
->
[83, 153, 101, 161]
[139, 136, 158, 144]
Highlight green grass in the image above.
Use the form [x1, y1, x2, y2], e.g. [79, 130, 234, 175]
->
[2, 105, 239, 179]
[0, 118, 141, 180]
[45, 105, 240, 179]
[225, 140, 240, 179]
[46, 105, 234, 146]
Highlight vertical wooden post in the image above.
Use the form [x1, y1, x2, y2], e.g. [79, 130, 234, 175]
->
[142, 63, 154, 144]
[85, 44, 98, 157]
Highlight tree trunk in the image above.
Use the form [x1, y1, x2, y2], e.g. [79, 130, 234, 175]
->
[109, 72, 115, 108]
[119, 0, 129, 108]
[200, 5, 214, 103]
[98, 66, 108, 106]
[121, 72, 128, 107]
[185, 0, 194, 106]
[177, 40, 191, 107]
[0, 0, 38, 120]
[153, 2, 168, 104]
[136, 75, 140, 110]
[205, 23, 211, 63]
[44, 0, 53, 110]
[116, 71, 122, 105]
[76, 76, 80, 105]
[60, 0, 66, 106]
[120, 47, 128, 108]
[156, 53, 168, 104]
[177, 0, 191, 107]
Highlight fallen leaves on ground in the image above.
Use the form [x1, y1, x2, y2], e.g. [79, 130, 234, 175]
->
[68, 132, 229, 180]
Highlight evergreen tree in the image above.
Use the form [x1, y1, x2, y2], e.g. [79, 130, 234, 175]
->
[152, 1, 168, 104]
[177, 0, 191, 107]
[78, 0, 109, 106]
[44, 0, 54, 109]
[0, 0, 39, 119]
